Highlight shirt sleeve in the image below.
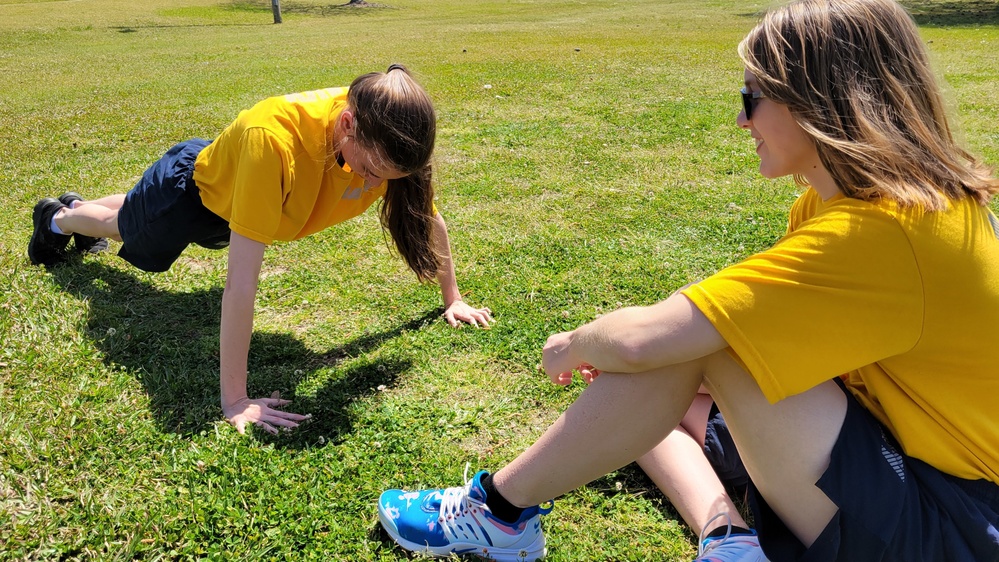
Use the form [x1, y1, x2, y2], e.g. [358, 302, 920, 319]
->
[227, 128, 287, 245]
[682, 202, 924, 403]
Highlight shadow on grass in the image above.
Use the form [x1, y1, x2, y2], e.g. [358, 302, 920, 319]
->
[48, 260, 441, 448]
[739, 1, 999, 26]
[903, 1, 999, 26]
[110, 24, 271, 33]
[228, 0, 392, 17]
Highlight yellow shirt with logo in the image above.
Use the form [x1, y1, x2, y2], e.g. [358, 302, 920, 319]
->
[683, 188, 999, 484]
[192, 87, 387, 245]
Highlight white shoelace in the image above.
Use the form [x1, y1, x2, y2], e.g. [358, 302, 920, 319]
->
[438, 463, 479, 540]
[698, 512, 733, 557]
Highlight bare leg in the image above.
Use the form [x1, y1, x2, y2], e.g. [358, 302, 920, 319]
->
[53, 204, 122, 242]
[636, 393, 748, 537]
[494, 362, 703, 506]
[71, 193, 126, 210]
[492, 350, 845, 548]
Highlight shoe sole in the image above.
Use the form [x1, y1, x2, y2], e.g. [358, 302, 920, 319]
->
[377, 505, 547, 562]
[28, 199, 68, 266]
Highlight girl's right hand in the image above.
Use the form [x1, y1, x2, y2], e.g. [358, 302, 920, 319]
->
[223, 394, 311, 435]
[542, 330, 583, 385]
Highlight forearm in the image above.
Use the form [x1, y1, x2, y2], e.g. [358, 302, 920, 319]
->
[568, 292, 726, 373]
[432, 213, 462, 306]
[218, 231, 265, 407]
[220, 283, 255, 406]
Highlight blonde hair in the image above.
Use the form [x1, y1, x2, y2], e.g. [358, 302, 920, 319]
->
[739, 0, 998, 209]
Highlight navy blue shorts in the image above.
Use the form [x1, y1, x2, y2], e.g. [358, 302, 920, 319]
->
[117, 139, 230, 272]
[703, 402, 750, 498]
[741, 380, 999, 561]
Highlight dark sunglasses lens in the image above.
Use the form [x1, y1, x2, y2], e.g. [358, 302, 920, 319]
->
[742, 90, 753, 119]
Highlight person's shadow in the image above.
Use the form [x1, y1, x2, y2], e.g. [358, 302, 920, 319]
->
[48, 260, 441, 449]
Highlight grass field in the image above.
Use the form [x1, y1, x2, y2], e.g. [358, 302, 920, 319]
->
[1, 0, 997, 559]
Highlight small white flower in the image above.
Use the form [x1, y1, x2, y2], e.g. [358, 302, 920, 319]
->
[483, 84, 492, 89]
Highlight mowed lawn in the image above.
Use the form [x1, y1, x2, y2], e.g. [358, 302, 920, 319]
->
[1, 0, 997, 559]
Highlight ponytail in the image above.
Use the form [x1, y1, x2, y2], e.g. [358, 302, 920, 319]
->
[381, 166, 439, 281]
[347, 64, 441, 280]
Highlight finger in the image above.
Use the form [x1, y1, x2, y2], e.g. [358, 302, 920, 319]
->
[256, 420, 278, 435]
[263, 398, 292, 407]
[268, 410, 311, 422]
[444, 311, 459, 327]
[265, 416, 301, 429]
[476, 311, 492, 328]
[235, 420, 246, 435]
[551, 371, 573, 386]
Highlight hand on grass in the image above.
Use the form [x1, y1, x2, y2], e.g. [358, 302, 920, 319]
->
[223, 393, 311, 435]
[443, 300, 494, 328]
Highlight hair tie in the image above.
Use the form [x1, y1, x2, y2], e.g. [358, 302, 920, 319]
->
[387, 63, 408, 74]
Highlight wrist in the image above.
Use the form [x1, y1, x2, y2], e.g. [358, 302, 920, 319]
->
[220, 392, 248, 410]
[565, 328, 584, 365]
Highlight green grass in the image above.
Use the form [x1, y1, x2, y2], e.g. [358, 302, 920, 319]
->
[1, 0, 997, 559]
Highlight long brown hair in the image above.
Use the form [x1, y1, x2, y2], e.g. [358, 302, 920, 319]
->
[739, 0, 998, 209]
[346, 64, 440, 281]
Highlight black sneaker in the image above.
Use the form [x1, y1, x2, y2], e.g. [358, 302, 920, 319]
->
[28, 198, 72, 266]
[58, 192, 110, 254]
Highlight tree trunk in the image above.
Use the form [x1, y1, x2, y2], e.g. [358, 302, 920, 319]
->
[271, 0, 283, 23]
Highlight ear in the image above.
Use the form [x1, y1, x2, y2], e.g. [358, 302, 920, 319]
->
[339, 109, 355, 137]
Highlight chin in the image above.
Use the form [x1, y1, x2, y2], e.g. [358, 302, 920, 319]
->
[758, 165, 783, 179]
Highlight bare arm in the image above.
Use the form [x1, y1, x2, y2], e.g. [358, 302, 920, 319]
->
[432, 212, 493, 328]
[220, 231, 309, 434]
[542, 291, 727, 384]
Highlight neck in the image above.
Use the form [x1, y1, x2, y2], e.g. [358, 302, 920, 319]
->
[804, 165, 841, 201]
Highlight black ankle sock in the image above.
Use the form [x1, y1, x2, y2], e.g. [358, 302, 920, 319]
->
[480, 473, 526, 524]
[705, 524, 752, 539]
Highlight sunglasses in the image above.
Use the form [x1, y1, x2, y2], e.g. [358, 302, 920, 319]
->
[741, 87, 765, 120]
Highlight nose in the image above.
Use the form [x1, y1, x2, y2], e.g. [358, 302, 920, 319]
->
[737, 109, 751, 129]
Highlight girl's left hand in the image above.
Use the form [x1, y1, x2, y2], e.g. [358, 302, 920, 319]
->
[444, 300, 493, 328]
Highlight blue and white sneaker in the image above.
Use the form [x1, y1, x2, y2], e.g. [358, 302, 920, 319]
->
[694, 513, 768, 562]
[378, 468, 554, 561]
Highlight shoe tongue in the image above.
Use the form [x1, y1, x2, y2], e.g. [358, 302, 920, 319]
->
[468, 474, 488, 503]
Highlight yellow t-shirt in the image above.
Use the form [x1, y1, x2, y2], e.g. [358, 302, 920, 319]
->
[683, 188, 999, 483]
[192, 87, 387, 245]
